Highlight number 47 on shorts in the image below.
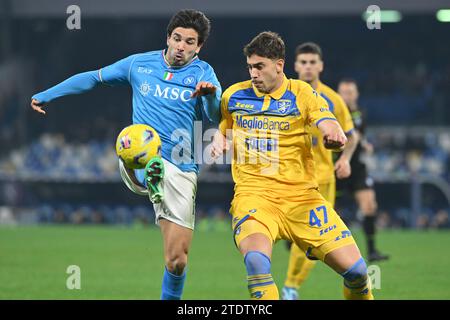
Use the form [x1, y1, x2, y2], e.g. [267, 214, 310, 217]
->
[309, 205, 328, 228]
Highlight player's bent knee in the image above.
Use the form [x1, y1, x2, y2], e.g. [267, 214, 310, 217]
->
[239, 232, 272, 256]
[341, 257, 368, 283]
[370, 201, 378, 215]
[165, 252, 188, 275]
[360, 202, 376, 216]
[340, 257, 373, 299]
[166, 258, 187, 275]
[244, 251, 271, 275]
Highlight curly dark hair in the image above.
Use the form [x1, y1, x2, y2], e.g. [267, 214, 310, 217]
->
[167, 9, 211, 45]
[243, 31, 285, 60]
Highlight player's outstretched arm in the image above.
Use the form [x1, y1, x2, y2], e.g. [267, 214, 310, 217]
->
[30, 54, 135, 115]
[317, 119, 348, 151]
[30, 70, 102, 115]
[31, 98, 47, 115]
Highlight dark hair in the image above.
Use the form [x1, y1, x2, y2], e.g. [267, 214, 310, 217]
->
[295, 42, 323, 60]
[339, 77, 358, 86]
[167, 9, 211, 45]
[243, 31, 285, 60]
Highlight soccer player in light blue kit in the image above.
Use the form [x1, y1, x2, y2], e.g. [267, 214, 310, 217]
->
[30, 10, 221, 300]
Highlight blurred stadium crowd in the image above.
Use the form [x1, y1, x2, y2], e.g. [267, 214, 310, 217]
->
[0, 15, 449, 229]
[1, 129, 449, 181]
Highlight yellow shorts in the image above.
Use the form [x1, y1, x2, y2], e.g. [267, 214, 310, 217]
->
[230, 188, 355, 261]
[318, 180, 336, 207]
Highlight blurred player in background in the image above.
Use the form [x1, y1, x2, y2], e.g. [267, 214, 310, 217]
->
[212, 32, 373, 300]
[337, 78, 389, 262]
[281, 42, 359, 300]
[30, 9, 222, 300]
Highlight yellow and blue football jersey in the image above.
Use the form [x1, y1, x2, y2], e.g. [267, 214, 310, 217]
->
[221, 76, 357, 261]
[219, 76, 337, 197]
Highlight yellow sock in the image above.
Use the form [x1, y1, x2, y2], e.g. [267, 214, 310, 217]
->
[284, 244, 317, 289]
[248, 274, 279, 300]
[343, 274, 374, 300]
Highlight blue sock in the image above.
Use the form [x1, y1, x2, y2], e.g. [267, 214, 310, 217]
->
[244, 251, 271, 275]
[161, 267, 186, 300]
[244, 251, 278, 299]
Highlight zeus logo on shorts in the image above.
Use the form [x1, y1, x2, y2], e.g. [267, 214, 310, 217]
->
[335, 230, 352, 241]
[319, 224, 337, 236]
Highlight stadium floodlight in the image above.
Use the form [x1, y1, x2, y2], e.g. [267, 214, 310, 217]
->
[362, 10, 402, 23]
[436, 9, 450, 22]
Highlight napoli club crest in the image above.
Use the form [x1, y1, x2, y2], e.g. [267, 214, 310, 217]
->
[183, 75, 196, 86]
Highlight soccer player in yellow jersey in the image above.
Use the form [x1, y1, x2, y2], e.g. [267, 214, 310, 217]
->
[281, 42, 359, 300]
[211, 32, 373, 300]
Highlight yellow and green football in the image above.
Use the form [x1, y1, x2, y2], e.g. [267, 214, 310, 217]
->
[115, 124, 162, 169]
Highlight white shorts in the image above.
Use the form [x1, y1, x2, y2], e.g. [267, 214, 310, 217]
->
[119, 158, 197, 230]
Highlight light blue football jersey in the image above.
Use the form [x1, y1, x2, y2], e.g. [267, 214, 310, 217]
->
[33, 49, 222, 174]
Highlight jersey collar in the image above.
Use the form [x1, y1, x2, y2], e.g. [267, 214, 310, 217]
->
[253, 75, 289, 100]
[316, 80, 324, 93]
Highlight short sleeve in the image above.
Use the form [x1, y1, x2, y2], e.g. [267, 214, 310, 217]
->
[303, 86, 337, 127]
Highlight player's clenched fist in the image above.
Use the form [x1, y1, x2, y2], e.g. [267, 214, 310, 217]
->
[334, 156, 351, 179]
[30, 98, 46, 115]
[318, 119, 347, 151]
[210, 130, 230, 159]
[191, 81, 217, 98]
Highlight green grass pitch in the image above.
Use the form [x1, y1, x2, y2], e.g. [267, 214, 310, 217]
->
[1, 225, 449, 299]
